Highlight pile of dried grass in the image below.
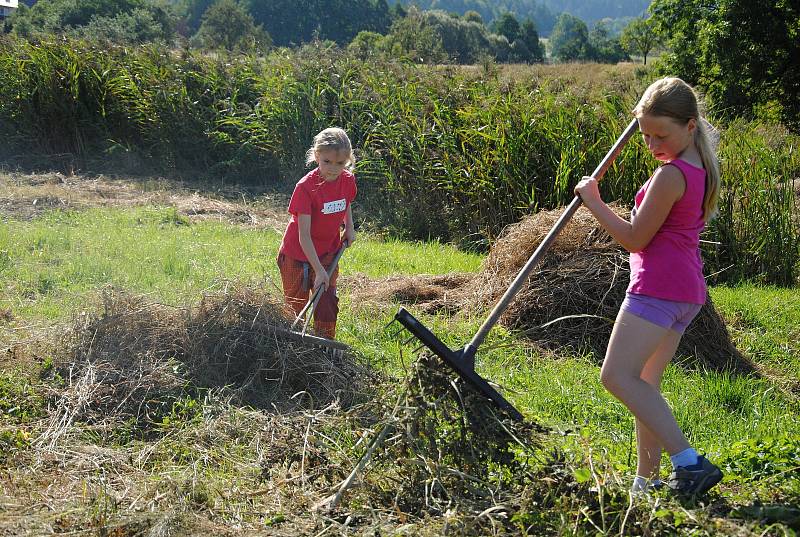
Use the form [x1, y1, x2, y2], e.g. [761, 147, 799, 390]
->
[467, 206, 751, 372]
[349, 206, 752, 373]
[345, 272, 472, 315]
[50, 284, 376, 436]
[385, 354, 545, 515]
[304, 353, 549, 533]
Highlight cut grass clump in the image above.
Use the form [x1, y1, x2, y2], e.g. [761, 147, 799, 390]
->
[350, 206, 754, 374]
[47, 283, 378, 442]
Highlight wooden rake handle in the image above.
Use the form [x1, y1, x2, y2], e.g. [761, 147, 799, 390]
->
[294, 240, 349, 333]
[465, 118, 640, 351]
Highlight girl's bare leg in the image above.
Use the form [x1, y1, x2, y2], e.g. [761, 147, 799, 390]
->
[600, 310, 690, 456]
[635, 329, 682, 479]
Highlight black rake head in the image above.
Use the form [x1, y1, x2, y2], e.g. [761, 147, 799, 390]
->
[391, 307, 524, 422]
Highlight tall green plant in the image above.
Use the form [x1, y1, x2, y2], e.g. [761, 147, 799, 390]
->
[706, 121, 800, 285]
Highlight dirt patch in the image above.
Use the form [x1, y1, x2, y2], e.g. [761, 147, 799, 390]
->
[0, 171, 289, 230]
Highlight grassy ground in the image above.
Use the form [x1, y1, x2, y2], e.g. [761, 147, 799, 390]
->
[1, 172, 799, 535]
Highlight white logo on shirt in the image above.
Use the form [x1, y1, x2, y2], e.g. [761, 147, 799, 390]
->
[322, 199, 346, 214]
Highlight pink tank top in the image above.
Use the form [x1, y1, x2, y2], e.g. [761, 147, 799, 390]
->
[628, 159, 707, 304]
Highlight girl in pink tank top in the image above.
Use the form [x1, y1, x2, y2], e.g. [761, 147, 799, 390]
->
[574, 78, 724, 497]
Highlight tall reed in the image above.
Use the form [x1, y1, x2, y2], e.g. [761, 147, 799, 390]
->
[0, 37, 797, 284]
[706, 120, 800, 285]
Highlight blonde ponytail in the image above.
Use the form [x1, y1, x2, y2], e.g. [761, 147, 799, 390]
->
[695, 119, 721, 222]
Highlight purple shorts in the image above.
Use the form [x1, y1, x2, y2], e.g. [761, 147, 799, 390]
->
[620, 292, 702, 334]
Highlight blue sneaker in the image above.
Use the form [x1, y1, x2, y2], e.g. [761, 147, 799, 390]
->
[667, 455, 723, 496]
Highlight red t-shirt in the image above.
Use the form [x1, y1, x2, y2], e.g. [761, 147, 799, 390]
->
[279, 168, 357, 261]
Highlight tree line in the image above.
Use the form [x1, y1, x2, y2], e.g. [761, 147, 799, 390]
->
[396, 0, 651, 33]
[2, 0, 636, 64]
[2, 0, 799, 127]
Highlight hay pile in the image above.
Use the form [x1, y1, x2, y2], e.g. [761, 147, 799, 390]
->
[315, 353, 550, 533]
[345, 272, 473, 315]
[50, 284, 376, 435]
[385, 354, 546, 514]
[350, 206, 752, 373]
[468, 206, 750, 372]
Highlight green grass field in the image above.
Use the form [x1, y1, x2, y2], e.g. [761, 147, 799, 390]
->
[1, 200, 799, 535]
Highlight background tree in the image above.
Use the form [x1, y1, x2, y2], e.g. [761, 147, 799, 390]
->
[5, 4, 35, 36]
[487, 33, 510, 62]
[651, 0, 800, 127]
[180, 0, 214, 33]
[8, 0, 177, 41]
[463, 10, 483, 25]
[648, 0, 706, 84]
[192, 0, 270, 52]
[588, 19, 627, 63]
[492, 11, 520, 42]
[620, 16, 657, 64]
[382, 6, 447, 64]
[348, 30, 385, 60]
[549, 12, 591, 61]
[77, 6, 174, 43]
[509, 38, 531, 63]
[244, 0, 391, 47]
[420, 9, 494, 63]
[519, 17, 544, 62]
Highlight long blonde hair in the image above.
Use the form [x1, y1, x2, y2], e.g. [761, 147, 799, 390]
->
[633, 77, 720, 222]
[305, 127, 355, 169]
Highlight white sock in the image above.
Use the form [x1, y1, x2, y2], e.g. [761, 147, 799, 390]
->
[631, 476, 651, 492]
[631, 475, 663, 492]
[670, 447, 699, 469]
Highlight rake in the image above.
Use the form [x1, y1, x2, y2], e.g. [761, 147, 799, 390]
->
[273, 241, 350, 353]
[390, 119, 640, 422]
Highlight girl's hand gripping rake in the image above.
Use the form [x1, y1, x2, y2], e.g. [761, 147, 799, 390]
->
[273, 241, 350, 352]
[390, 119, 640, 422]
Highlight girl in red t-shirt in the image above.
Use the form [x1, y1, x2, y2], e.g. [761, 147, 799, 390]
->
[277, 128, 357, 339]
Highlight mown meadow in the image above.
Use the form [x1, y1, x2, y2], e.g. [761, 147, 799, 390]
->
[1, 201, 798, 535]
[1, 37, 799, 535]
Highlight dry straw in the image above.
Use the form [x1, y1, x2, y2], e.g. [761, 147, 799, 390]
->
[350, 206, 753, 373]
[43, 283, 376, 446]
[21, 282, 656, 534]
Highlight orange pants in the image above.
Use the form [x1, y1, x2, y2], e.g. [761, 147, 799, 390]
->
[277, 251, 339, 339]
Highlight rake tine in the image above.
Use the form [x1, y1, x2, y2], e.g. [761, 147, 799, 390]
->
[388, 325, 408, 339]
[301, 316, 313, 337]
[299, 284, 326, 336]
[401, 334, 419, 347]
[291, 289, 318, 331]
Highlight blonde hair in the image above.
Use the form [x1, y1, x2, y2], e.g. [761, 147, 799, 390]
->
[305, 127, 355, 169]
[633, 77, 720, 222]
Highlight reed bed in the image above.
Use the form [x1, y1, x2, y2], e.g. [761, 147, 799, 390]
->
[0, 37, 797, 284]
